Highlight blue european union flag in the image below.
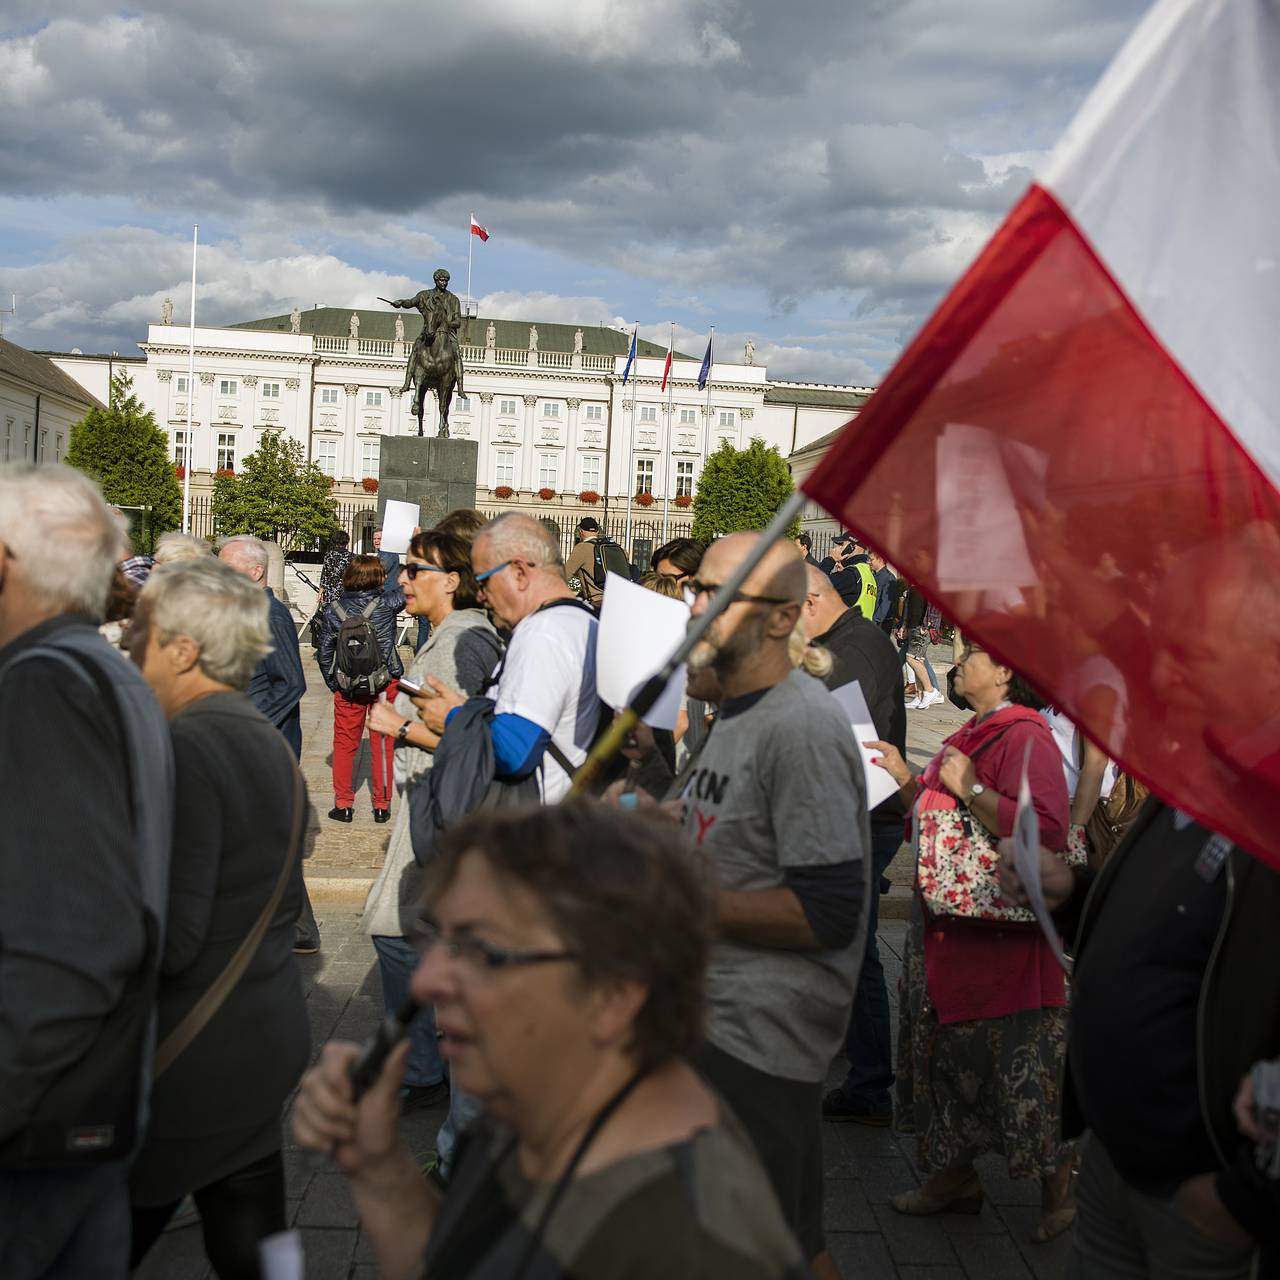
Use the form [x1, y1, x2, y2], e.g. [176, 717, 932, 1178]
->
[621, 330, 638, 384]
[697, 333, 714, 390]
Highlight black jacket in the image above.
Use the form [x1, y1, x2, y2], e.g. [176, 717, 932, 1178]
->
[246, 588, 306, 755]
[314, 588, 404, 693]
[1060, 800, 1280, 1241]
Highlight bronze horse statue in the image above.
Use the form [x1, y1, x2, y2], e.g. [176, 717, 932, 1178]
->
[403, 324, 459, 438]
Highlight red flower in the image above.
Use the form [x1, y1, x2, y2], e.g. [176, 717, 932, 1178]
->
[361, 477, 379, 493]
[493, 485, 514, 500]
[537, 487, 556, 501]
[578, 490, 601, 504]
[674, 494, 692, 508]
[635, 492, 655, 507]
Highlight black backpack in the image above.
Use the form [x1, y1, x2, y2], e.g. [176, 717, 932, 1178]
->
[591, 537, 632, 589]
[331, 599, 391, 697]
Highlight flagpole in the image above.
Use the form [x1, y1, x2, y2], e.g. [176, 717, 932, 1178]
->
[701, 325, 715, 471]
[661, 320, 674, 541]
[466, 213, 474, 309]
[182, 224, 197, 536]
[623, 330, 637, 558]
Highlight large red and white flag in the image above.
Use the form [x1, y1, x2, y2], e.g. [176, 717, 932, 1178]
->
[661, 333, 674, 393]
[804, 0, 1280, 866]
[469, 215, 489, 242]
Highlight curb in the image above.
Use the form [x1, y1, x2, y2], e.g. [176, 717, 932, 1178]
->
[306, 874, 376, 905]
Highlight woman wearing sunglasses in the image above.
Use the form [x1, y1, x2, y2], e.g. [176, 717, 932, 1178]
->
[363, 530, 502, 1116]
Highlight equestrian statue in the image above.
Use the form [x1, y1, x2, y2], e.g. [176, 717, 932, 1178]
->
[379, 268, 466, 438]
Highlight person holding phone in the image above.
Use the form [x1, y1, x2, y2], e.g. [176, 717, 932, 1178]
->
[363, 531, 501, 1115]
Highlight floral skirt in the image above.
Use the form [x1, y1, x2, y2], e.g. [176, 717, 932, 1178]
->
[894, 899, 1072, 1181]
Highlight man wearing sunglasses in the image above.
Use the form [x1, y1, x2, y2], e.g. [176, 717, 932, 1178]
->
[677, 532, 870, 1280]
[412, 513, 602, 804]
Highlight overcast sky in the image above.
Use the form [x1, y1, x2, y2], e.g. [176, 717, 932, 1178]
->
[0, 1, 1148, 382]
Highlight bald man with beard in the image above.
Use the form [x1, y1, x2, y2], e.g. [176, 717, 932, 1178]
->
[676, 533, 870, 1280]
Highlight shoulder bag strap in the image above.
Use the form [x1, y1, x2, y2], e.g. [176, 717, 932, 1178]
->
[153, 757, 307, 1079]
[361, 597, 379, 619]
[333, 601, 349, 622]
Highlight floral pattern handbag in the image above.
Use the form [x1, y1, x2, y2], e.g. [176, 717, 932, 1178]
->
[916, 804, 1087, 924]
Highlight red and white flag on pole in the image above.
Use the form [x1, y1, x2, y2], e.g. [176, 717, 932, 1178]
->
[804, 0, 1280, 867]
[469, 216, 489, 242]
[660, 334, 673, 393]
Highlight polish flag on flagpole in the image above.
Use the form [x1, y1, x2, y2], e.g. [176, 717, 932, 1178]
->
[803, 0, 1280, 867]
[660, 335, 673, 393]
[469, 216, 489, 241]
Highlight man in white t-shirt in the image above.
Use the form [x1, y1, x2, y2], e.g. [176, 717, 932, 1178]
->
[415, 513, 600, 802]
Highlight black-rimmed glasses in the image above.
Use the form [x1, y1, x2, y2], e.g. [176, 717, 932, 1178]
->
[686, 578, 791, 607]
[401, 562, 450, 580]
[411, 913, 578, 975]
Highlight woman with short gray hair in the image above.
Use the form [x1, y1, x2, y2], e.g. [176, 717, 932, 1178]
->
[127, 558, 311, 1277]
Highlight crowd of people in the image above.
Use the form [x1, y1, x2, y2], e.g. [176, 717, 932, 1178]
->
[1, 461, 1276, 1280]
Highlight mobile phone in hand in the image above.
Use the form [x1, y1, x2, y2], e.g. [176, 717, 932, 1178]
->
[398, 676, 428, 697]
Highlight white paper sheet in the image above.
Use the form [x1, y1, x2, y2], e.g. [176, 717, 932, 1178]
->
[259, 1231, 305, 1280]
[1012, 742, 1071, 973]
[829, 681, 901, 811]
[379, 499, 418, 555]
[595, 572, 689, 730]
[936, 422, 1045, 593]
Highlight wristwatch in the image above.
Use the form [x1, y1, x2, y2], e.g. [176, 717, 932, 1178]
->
[966, 782, 986, 805]
[396, 721, 410, 745]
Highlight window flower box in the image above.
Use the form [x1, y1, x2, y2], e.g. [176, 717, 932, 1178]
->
[537, 487, 556, 501]
[674, 494, 692, 508]
[578, 490, 601, 505]
[634, 491, 655, 507]
[493, 485, 515, 500]
[361, 477, 379, 493]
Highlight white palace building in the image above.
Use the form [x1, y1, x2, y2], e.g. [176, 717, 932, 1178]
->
[49, 306, 870, 540]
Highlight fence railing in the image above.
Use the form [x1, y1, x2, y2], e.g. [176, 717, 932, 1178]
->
[184, 496, 380, 556]
[477, 507, 693, 570]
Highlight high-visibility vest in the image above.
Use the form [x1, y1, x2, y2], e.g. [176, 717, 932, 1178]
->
[851, 562, 877, 620]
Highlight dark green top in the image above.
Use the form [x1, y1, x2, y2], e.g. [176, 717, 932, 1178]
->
[422, 1109, 807, 1278]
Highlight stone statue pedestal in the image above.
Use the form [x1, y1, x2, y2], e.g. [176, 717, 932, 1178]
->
[377, 436, 478, 531]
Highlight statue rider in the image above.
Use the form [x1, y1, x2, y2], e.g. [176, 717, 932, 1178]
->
[388, 269, 465, 398]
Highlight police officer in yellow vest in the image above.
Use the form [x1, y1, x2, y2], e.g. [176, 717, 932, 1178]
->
[820, 533, 878, 620]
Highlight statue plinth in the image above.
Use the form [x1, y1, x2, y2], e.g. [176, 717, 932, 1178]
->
[378, 436, 478, 530]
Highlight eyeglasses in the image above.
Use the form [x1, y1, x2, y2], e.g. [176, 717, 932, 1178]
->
[402, 562, 450, 580]
[473, 560, 513, 585]
[411, 913, 577, 976]
[685, 579, 792, 607]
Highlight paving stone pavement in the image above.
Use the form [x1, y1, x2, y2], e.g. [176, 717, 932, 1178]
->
[137, 907, 1069, 1279]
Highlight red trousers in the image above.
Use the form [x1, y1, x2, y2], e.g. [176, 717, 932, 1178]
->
[331, 682, 398, 809]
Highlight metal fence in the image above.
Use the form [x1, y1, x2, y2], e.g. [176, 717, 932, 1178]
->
[477, 507, 694, 571]
[184, 496, 380, 558]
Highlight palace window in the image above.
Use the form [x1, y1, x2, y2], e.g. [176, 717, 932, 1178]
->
[361, 440, 380, 479]
[218, 378, 238, 397]
[216, 433, 236, 472]
[635, 458, 654, 494]
[581, 454, 601, 491]
[584, 404, 603, 422]
[173, 430, 192, 468]
[365, 390, 383, 408]
[719, 410, 736, 427]
[314, 438, 338, 476]
[39, 429, 48, 463]
[456, 395, 471, 412]
[175, 375, 189, 394]
[55, 432, 64, 463]
[3, 418, 11, 462]
[537, 453, 559, 489]
[542, 402, 561, 419]
[320, 387, 339, 405]
[499, 398, 517, 415]
[676, 459, 694, 497]
[261, 381, 281, 399]
[679, 408, 696, 424]
[639, 405, 657, 423]
[494, 450, 515, 487]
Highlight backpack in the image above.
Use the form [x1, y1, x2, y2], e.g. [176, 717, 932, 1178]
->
[331, 598, 391, 697]
[591, 537, 632, 590]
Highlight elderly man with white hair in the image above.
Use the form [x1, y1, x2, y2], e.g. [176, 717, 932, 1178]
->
[217, 535, 306, 758]
[414, 512, 602, 803]
[0, 465, 173, 1278]
[218, 534, 317, 954]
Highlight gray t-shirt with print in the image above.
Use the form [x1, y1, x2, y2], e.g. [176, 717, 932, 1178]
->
[677, 669, 870, 1082]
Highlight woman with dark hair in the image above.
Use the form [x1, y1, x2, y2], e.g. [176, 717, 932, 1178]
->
[362, 530, 502, 1115]
[868, 642, 1076, 1243]
[318, 529, 351, 606]
[434, 508, 486, 542]
[315, 554, 403, 823]
[651, 536, 704, 585]
[292, 803, 807, 1280]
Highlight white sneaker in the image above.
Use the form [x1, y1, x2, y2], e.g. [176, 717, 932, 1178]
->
[923, 690, 946, 707]
[905, 695, 922, 709]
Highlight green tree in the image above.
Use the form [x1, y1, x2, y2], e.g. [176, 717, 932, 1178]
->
[65, 370, 182, 538]
[690, 437, 799, 544]
[212, 432, 338, 552]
